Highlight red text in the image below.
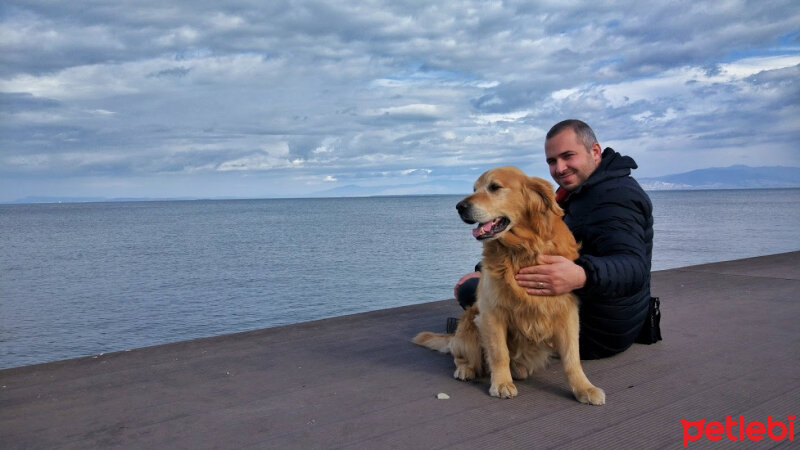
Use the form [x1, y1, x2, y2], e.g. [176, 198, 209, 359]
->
[681, 414, 795, 446]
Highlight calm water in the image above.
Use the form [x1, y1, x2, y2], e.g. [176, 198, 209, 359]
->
[2, 189, 799, 369]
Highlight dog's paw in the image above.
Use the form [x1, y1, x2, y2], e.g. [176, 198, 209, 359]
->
[510, 361, 530, 380]
[489, 381, 518, 399]
[574, 386, 606, 405]
[453, 365, 476, 381]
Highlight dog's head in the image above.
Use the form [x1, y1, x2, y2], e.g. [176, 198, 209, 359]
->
[456, 166, 563, 242]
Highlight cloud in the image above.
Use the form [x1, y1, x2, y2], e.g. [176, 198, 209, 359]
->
[1, 0, 799, 201]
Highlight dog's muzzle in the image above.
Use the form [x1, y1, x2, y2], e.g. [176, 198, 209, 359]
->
[456, 200, 510, 240]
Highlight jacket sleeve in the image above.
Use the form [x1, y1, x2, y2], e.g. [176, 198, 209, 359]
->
[573, 184, 651, 300]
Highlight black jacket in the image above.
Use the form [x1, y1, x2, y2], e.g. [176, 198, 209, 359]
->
[559, 147, 654, 359]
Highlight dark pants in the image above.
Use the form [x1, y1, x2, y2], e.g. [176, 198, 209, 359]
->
[454, 277, 617, 360]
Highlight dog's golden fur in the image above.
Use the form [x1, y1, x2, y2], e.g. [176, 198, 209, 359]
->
[413, 166, 605, 404]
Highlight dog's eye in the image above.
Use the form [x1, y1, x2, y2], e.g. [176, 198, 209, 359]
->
[489, 183, 502, 192]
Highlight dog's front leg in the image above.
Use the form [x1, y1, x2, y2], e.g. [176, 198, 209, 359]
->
[477, 310, 517, 398]
[554, 305, 606, 405]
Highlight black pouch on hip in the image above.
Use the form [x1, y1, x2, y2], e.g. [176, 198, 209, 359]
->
[635, 296, 662, 344]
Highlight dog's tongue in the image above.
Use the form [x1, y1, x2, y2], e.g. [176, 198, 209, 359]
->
[472, 220, 497, 238]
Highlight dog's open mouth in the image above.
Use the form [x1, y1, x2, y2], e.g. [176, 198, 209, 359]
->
[472, 217, 510, 240]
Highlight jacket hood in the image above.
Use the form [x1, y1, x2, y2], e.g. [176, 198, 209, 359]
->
[580, 147, 638, 190]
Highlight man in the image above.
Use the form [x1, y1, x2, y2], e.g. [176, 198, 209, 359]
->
[454, 119, 655, 359]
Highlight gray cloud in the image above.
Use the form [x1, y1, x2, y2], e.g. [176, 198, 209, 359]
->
[1, 0, 798, 200]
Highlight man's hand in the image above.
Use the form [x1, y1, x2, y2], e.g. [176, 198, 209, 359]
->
[515, 255, 586, 296]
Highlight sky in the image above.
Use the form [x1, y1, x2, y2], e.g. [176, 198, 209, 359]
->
[1, 0, 799, 201]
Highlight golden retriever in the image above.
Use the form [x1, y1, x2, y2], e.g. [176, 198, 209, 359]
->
[413, 166, 605, 404]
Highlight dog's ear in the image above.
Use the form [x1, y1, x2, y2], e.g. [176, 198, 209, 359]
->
[526, 176, 563, 217]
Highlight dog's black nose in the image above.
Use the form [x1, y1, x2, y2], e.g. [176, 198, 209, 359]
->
[456, 200, 469, 215]
[457, 201, 476, 223]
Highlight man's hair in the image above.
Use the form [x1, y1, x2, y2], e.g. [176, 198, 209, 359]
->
[546, 119, 598, 151]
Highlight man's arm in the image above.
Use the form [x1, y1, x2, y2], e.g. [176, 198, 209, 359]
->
[574, 189, 651, 299]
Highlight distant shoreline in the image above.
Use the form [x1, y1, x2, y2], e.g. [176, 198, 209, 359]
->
[4, 186, 800, 206]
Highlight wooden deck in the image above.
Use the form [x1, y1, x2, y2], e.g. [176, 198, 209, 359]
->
[2, 252, 798, 449]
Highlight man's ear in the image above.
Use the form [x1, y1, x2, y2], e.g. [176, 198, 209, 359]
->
[590, 142, 603, 164]
[526, 176, 563, 217]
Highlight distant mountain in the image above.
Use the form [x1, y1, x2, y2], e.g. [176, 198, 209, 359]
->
[639, 165, 800, 190]
[314, 166, 800, 197]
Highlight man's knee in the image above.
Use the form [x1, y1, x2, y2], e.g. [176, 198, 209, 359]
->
[456, 277, 480, 309]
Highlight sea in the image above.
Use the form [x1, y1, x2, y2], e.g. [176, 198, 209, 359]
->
[1, 188, 799, 369]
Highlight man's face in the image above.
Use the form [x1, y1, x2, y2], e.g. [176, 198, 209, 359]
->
[545, 128, 602, 192]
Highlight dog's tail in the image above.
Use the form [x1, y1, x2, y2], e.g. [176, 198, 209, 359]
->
[412, 331, 452, 353]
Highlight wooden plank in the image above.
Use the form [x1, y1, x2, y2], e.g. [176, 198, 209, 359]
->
[1, 252, 798, 449]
